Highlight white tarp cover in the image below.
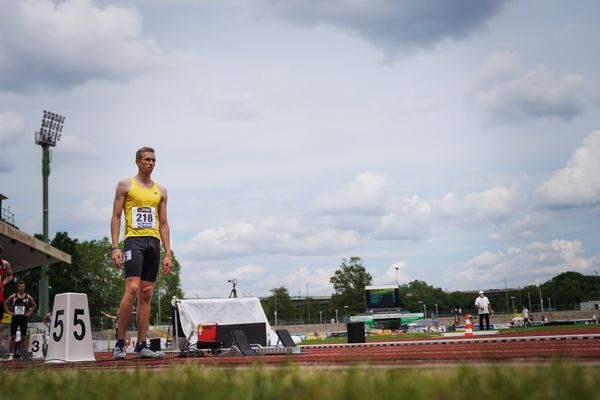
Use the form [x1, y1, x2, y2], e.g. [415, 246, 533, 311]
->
[176, 297, 278, 345]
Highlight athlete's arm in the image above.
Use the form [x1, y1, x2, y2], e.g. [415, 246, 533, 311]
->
[2, 260, 13, 286]
[27, 295, 38, 316]
[157, 185, 172, 275]
[43, 312, 51, 326]
[4, 294, 14, 316]
[111, 179, 130, 268]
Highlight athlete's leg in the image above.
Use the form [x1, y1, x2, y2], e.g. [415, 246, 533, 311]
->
[136, 237, 160, 344]
[8, 319, 17, 354]
[20, 319, 28, 353]
[136, 280, 154, 343]
[116, 276, 140, 341]
[117, 237, 146, 342]
[8, 335, 15, 354]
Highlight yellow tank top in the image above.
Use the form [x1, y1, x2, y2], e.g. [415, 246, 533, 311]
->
[124, 177, 161, 240]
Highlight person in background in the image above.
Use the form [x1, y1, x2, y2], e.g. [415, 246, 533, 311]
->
[0, 245, 14, 356]
[42, 309, 52, 330]
[522, 306, 530, 327]
[101, 310, 119, 335]
[474, 290, 493, 331]
[452, 306, 461, 327]
[4, 280, 37, 360]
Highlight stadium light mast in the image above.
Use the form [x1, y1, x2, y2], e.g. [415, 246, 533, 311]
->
[34, 110, 65, 316]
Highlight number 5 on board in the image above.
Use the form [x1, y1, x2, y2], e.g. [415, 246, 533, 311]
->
[46, 293, 96, 363]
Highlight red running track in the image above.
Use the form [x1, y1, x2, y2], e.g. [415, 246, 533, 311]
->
[3, 327, 600, 370]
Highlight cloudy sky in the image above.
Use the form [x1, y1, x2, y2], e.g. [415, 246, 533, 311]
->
[1, 0, 599, 298]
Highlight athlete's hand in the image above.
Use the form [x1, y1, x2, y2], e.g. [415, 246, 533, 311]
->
[163, 254, 172, 275]
[112, 249, 122, 268]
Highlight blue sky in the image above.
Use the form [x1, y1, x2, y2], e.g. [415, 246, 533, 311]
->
[1, 0, 599, 298]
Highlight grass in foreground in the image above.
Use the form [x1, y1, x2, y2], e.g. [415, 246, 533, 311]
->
[2, 363, 600, 400]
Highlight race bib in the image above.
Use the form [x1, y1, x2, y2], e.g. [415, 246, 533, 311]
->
[15, 305, 25, 315]
[132, 206, 156, 229]
[124, 250, 132, 263]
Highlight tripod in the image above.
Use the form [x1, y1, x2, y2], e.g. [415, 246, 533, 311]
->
[228, 279, 238, 298]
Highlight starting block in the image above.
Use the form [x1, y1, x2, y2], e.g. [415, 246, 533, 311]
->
[28, 333, 45, 359]
[276, 329, 297, 348]
[45, 293, 95, 363]
[231, 330, 258, 356]
[217, 329, 301, 357]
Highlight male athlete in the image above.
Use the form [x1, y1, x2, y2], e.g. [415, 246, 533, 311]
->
[0, 245, 14, 356]
[111, 147, 172, 359]
[4, 280, 37, 360]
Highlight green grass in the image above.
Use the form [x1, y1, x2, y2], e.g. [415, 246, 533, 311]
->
[2, 363, 600, 400]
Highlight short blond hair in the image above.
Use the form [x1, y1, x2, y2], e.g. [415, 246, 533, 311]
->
[136, 147, 155, 160]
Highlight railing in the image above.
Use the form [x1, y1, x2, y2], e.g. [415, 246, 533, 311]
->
[0, 206, 15, 226]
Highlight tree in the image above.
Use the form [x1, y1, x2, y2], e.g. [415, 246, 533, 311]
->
[76, 237, 123, 320]
[152, 248, 185, 324]
[329, 257, 372, 315]
[261, 287, 299, 324]
[15, 232, 82, 312]
[49, 231, 84, 300]
[8, 231, 183, 326]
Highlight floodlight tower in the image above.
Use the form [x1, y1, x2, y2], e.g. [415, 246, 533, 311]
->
[34, 110, 65, 316]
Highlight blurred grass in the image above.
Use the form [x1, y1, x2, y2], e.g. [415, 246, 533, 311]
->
[2, 363, 600, 400]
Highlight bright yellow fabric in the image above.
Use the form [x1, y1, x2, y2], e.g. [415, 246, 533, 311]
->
[124, 177, 161, 239]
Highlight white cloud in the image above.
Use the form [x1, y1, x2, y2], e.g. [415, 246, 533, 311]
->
[67, 195, 112, 234]
[537, 131, 600, 207]
[0, 110, 23, 146]
[285, 265, 335, 297]
[0, 0, 163, 90]
[179, 174, 529, 265]
[0, 110, 24, 172]
[180, 261, 334, 298]
[202, 90, 261, 120]
[180, 262, 267, 298]
[178, 216, 361, 260]
[312, 173, 433, 240]
[315, 172, 389, 215]
[450, 239, 599, 290]
[57, 134, 102, 159]
[474, 52, 586, 122]
[377, 260, 410, 285]
[489, 212, 552, 241]
[375, 196, 432, 240]
[434, 184, 519, 222]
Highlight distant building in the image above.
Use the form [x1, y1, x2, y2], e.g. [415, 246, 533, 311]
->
[0, 193, 16, 226]
[289, 296, 331, 309]
[0, 193, 71, 274]
[580, 300, 600, 310]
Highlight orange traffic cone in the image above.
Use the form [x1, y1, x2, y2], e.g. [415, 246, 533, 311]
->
[464, 313, 474, 337]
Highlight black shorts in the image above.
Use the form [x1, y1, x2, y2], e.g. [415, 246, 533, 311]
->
[10, 315, 28, 336]
[123, 237, 161, 282]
